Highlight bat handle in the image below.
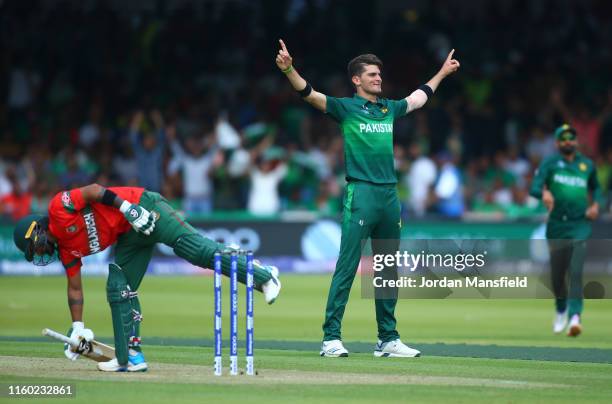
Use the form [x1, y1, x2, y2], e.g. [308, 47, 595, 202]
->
[42, 328, 80, 348]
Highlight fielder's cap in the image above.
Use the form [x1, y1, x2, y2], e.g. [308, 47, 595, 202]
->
[554, 123, 577, 140]
[13, 214, 44, 261]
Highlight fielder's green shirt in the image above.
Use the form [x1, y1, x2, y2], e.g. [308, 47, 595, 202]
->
[326, 94, 407, 184]
[530, 152, 601, 221]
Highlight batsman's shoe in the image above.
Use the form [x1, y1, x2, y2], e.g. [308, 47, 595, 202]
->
[567, 314, 582, 337]
[553, 310, 568, 334]
[262, 265, 281, 304]
[320, 339, 349, 357]
[97, 350, 148, 372]
[374, 339, 421, 358]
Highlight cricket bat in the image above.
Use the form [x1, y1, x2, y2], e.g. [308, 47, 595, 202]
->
[42, 328, 115, 362]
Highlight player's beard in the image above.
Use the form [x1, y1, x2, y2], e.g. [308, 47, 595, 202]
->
[560, 144, 576, 155]
[367, 85, 382, 95]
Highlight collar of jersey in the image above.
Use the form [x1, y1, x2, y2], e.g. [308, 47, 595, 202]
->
[353, 93, 385, 108]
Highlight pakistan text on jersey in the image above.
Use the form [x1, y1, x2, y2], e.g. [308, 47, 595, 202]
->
[358, 123, 393, 133]
[83, 212, 101, 253]
[553, 174, 587, 188]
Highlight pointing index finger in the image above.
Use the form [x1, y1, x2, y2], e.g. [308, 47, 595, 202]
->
[279, 39, 288, 53]
[447, 49, 455, 61]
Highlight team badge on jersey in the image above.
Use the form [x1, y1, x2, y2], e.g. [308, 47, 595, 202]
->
[61, 191, 76, 212]
[579, 162, 587, 172]
[67, 225, 78, 233]
[381, 107, 388, 114]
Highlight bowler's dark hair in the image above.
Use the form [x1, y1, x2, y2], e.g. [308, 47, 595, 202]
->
[347, 54, 383, 80]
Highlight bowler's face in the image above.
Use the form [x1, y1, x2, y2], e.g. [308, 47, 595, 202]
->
[355, 65, 382, 95]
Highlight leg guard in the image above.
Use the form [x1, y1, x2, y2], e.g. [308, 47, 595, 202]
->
[129, 296, 143, 352]
[173, 233, 272, 289]
[107, 263, 142, 365]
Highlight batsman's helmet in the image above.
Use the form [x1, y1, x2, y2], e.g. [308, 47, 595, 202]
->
[13, 215, 57, 266]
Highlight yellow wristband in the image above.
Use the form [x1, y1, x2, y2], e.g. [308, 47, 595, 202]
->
[282, 65, 294, 74]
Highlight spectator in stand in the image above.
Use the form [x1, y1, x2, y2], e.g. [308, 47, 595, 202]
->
[58, 150, 91, 190]
[1, 1, 612, 220]
[0, 168, 32, 221]
[504, 146, 530, 188]
[29, 180, 51, 215]
[526, 125, 556, 163]
[405, 142, 437, 217]
[78, 104, 104, 150]
[112, 139, 139, 186]
[551, 89, 612, 158]
[7, 54, 40, 115]
[247, 137, 288, 216]
[129, 110, 167, 192]
[168, 128, 224, 215]
[0, 160, 14, 197]
[432, 152, 464, 218]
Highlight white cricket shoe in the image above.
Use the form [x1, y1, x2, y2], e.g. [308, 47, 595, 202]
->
[553, 310, 568, 334]
[320, 340, 349, 357]
[97, 350, 148, 372]
[567, 314, 582, 337]
[374, 339, 421, 358]
[262, 265, 281, 304]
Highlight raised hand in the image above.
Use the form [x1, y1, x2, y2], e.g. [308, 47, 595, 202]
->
[440, 49, 460, 77]
[276, 39, 293, 71]
[150, 109, 164, 129]
[131, 110, 144, 130]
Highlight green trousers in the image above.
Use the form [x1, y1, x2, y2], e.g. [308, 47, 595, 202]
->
[323, 182, 401, 343]
[114, 191, 272, 292]
[546, 219, 591, 317]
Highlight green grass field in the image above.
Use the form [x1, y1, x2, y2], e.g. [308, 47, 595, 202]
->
[1, 275, 612, 403]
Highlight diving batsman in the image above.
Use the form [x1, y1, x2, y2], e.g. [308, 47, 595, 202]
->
[13, 184, 281, 371]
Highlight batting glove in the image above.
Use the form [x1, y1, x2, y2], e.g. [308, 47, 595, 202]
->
[64, 321, 95, 361]
[120, 201, 156, 235]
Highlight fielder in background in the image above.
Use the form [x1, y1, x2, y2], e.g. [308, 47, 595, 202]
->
[530, 124, 601, 337]
[276, 39, 459, 357]
[13, 184, 281, 371]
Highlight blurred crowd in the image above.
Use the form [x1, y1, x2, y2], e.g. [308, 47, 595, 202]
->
[1, 0, 612, 222]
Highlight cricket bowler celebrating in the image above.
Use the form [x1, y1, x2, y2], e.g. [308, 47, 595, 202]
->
[530, 124, 601, 337]
[276, 39, 459, 357]
[13, 184, 281, 371]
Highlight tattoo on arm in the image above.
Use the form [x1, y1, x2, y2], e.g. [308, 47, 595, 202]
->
[68, 297, 84, 306]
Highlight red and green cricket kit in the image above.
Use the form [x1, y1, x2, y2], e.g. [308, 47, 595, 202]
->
[530, 152, 601, 317]
[48, 187, 145, 277]
[48, 188, 272, 288]
[48, 188, 273, 364]
[322, 94, 408, 342]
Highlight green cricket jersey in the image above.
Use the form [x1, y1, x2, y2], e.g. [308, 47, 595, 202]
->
[326, 94, 408, 184]
[530, 152, 601, 221]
